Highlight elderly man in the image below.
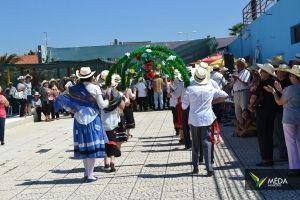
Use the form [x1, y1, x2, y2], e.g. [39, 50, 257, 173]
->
[182, 67, 228, 176]
[232, 58, 251, 133]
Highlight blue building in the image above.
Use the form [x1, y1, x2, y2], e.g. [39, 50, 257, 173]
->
[229, 0, 300, 63]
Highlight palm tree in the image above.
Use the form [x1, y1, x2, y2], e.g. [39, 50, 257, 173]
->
[228, 23, 245, 36]
[0, 53, 21, 85]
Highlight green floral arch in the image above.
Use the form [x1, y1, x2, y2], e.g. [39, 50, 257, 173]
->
[106, 45, 190, 90]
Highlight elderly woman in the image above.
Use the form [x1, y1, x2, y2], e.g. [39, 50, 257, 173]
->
[55, 67, 111, 182]
[264, 65, 300, 170]
[0, 86, 9, 145]
[248, 63, 279, 167]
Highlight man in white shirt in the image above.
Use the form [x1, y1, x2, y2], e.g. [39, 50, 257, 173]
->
[232, 58, 251, 129]
[182, 67, 228, 176]
[135, 78, 148, 111]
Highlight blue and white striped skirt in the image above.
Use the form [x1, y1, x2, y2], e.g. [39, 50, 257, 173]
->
[73, 116, 108, 159]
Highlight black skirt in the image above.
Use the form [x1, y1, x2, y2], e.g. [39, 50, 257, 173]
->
[105, 130, 121, 157]
[123, 106, 135, 129]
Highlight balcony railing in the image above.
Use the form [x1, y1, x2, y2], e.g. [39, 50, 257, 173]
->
[243, 0, 277, 25]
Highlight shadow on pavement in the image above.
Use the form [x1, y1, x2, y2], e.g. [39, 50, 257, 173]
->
[145, 162, 191, 168]
[17, 178, 85, 186]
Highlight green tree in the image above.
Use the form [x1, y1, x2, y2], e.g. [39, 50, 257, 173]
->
[228, 23, 245, 36]
[0, 53, 21, 86]
[27, 50, 35, 55]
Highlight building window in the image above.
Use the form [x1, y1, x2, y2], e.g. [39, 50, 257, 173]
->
[291, 23, 300, 44]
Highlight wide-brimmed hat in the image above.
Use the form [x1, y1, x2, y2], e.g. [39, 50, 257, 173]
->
[174, 69, 183, 81]
[236, 58, 247, 66]
[25, 74, 32, 79]
[194, 67, 209, 85]
[219, 67, 229, 72]
[49, 78, 56, 83]
[17, 76, 25, 80]
[34, 92, 40, 96]
[295, 53, 300, 62]
[267, 55, 287, 66]
[287, 65, 300, 78]
[258, 63, 277, 77]
[275, 64, 290, 72]
[76, 67, 95, 79]
[96, 70, 109, 83]
[41, 80, 49, 86]
[112, 74, 121, 83]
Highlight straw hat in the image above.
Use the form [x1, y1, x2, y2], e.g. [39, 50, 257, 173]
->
[112, 74, 121, 83]
[76, 67, 95, 79]
[25, 74, 32, 79]
[267, 55, 287, 66]
[236, 58, 247, 66]
[194, 67, 209, 85]
[41, 80, 49, 86]
[174, 69, 183, 81]
[219, 67, 229, 72]
[96, 70, 109, 83]
[287, 65, 300, 78]
[17, 76, 25, 80]
[258, 63, 277, 77]
[275, 64, 290, 72]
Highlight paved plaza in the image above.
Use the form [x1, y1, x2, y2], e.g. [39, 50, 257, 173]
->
[0, 111, 299, 200]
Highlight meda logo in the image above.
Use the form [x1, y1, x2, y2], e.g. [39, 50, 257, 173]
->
[267, 177, 288, 187]
[249, 172, 268, 189]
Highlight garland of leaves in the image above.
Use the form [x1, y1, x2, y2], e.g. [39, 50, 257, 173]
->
[106, 45, 190, 90]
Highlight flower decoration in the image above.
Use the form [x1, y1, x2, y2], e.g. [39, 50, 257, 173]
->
[167, 55, 176, 61]
[145, 49, 152, 53]
[125, 52, 130, 57]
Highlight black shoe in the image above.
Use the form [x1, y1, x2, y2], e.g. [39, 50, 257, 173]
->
[110, 163, 116, 172]
[199, 158, 203, 163]
[207, 171, 214, 177]
[104, 164, 110, 171]
[1, 141, 4, 145]
[192, 168, 199, 174]
[256, 161, 274, 167]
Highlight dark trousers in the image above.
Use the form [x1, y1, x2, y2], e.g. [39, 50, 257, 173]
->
[273, 112, 288, 160]
[19, 99, 26, 117]
[138, 97, 148, 111]
[182, 107, 191, 148]
[36, 107, 42, 122]
[148, 90, 154, 109]
[0, 117, 5, 142]
[163, 91, 169, 109]
[190, 125, 213, 172]
[171, 106, 179, 134]
[256, 108, 275, 161]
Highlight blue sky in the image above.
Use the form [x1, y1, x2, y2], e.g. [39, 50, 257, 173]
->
[0, 0, 249, 55]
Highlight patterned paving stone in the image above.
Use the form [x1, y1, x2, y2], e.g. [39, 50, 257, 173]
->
[1, 111, 299, 199]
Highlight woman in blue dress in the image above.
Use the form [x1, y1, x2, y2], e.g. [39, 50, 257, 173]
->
[55, 67, 111, 182]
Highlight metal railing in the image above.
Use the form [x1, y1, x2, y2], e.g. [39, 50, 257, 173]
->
[243, 0, 277, 25]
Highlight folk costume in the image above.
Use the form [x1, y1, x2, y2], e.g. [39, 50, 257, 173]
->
[54, 67, 109, 182]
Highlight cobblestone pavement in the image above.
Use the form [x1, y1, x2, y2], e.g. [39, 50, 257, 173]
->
[0, 111, 299, 200]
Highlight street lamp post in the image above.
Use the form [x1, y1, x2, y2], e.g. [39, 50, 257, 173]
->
[177, 30, 197, 40]
[43, 32, 48, 47]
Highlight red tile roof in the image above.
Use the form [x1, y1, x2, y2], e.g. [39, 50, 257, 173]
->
[16, 55, 39, 64]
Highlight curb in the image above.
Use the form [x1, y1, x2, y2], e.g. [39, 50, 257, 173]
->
[6, 116, 34, 129]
